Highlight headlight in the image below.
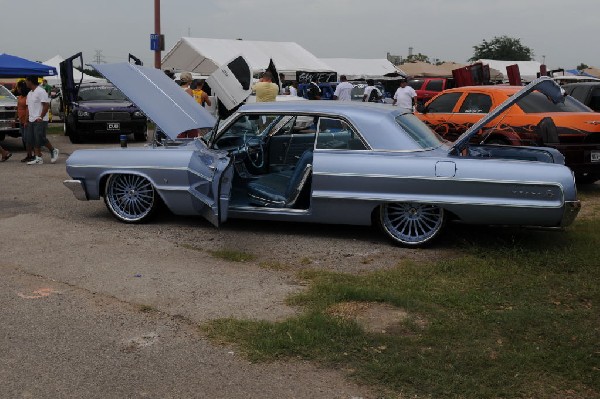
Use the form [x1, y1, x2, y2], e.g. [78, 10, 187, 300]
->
[77, 110, 90, 118]
[133, 111, 145, 118]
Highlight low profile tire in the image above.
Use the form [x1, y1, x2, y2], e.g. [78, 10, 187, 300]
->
[378, 202, 445, 247]
[104, 174, 158, 223]
[575, 173, 599, 185]
[66, 123, 82, 144]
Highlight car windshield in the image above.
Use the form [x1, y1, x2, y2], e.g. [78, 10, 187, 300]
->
[0, 85, 15, 100]
[395, 113, 444, 150]
[78, 85, 128, 101]
[516, 92, 591, 113]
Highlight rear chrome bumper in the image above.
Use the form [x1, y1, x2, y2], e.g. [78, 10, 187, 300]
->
[561, 200, 581, 227]
[63, 179, 88, 201]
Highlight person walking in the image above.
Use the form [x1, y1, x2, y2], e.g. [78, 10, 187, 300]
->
[25, 76, 59, 165]
[16, 81, 34, 162]
[0, 145, 11, 162]
[392, 79, 417, 111]
[363, 79, 382, 103]
[191, 79, 211, 107]
[252, 71, 279, 102]
[333, 75, 353, 101]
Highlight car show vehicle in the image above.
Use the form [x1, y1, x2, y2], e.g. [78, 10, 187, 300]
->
[0, 84, 19, 142]
[60, 54, 148, 144]
[63, 61, 580, 247]
[408, 77, 455, 105]
[417, 85, 600, 183]
[562, 82, 600, 112]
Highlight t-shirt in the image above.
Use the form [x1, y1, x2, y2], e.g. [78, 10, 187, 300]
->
[288, 86, 298, 97]
[334, 81, 353, 101]
[393, 86, 417, 109]
[363, 86, 382, 101]
[26, 86, 50, 122]
[252, 82, 279, 102]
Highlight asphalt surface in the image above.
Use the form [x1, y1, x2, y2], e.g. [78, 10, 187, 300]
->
[0, 133, 378, 399]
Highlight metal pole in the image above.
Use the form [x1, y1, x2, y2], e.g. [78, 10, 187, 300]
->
[154, 0, 161, 69]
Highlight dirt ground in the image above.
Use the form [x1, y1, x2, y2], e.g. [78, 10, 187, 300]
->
[0, 131, 597, 398]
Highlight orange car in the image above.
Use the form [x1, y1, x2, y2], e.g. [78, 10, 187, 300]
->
[418, 86, 600, 183]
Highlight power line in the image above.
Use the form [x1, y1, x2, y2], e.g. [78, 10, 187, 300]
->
[93, 49, 106, 64]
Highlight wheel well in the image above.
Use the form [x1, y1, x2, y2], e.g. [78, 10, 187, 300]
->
[99, 172, 165, 206]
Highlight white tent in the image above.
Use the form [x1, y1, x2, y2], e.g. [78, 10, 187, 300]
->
[476, 59, 542, 82]
[319, 58, 404, 80]
[161, 37, 334, 80]
[42, 55, 106, 86]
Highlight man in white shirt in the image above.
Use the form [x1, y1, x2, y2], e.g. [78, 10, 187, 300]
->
[333, 75, 353, 101]
[392, 79, 417, 111]
[25, 76, 59, 165]
[362, 79, 382, 102]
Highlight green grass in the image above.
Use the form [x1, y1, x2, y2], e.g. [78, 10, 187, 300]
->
[204, 220, 600, 398]
[209, 249, 256, 263]
[47, 124, 63, 135]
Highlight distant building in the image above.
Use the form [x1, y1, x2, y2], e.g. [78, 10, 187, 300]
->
[386, 52, 403, 66]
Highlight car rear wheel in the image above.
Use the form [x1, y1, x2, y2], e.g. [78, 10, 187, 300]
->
[378, 202, 445, 247]
[104, 174, 158, 223]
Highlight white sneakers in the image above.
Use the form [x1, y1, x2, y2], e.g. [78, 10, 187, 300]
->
[51, 148, 59, 164]
[27, 156, 43, 165]
[27, 148, 59, 165]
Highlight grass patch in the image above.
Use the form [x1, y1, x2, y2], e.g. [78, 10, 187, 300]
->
[209, 249, 256, 263]
[138, 304, 157, 313]
[204, 220, 600, 398]
[258, 261, 290, 271]
[47, 124, 63, 135]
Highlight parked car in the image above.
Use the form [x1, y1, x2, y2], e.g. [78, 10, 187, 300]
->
[408, 78, 455, 105]
[0, 84, 19, 142]
[60, 54, 148, 143]
[63, 61, 580, 247]
[562, 82, 600, 112]
[417, 85, 600, 184]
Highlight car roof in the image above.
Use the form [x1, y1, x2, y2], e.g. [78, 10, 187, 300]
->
[443, 85, 521, 94]
[239, 100, 398, 116]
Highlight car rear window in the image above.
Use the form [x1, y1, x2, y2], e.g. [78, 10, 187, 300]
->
[516, 92, 591, 113]
[458, 93, 492, 113]
[395, 114, 444, 150]
[425, 80, 443, 92]
[408, 79, 424, 90]
[590, 88, 600, 112]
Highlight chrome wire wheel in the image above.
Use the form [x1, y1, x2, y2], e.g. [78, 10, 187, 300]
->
[379, 202, 445, 246]
[104, 174, 157, 223]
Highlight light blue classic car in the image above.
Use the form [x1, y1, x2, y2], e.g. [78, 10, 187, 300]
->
[64, 59, 580, 246]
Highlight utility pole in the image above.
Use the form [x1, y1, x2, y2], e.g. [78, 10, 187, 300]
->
[93, 50, 105, 64]
[154, 0, 161, 69]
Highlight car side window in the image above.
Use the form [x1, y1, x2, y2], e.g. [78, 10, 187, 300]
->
[427, 92, 462, 113]
[570, 86, 588, 103]
[458, 93, 492, 113]
[590, 88, 600, 112]
[316, 117, 368, 150]
[425, 80, 443, 92]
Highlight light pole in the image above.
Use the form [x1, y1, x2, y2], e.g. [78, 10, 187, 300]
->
[154, 0, 161, 69]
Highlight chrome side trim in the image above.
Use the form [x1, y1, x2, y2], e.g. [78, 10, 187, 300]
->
[63, 179, 88, 201]
[72, 164, 212, 182]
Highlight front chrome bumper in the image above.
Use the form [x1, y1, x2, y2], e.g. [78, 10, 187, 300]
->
[63, 179, 88, 201]
[561, 200, 581, 227]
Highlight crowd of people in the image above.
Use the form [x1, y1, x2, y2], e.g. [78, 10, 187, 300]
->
[1, 76, 59, 164]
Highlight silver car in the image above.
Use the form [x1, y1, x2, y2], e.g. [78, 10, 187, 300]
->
[64, 60, 580, 246]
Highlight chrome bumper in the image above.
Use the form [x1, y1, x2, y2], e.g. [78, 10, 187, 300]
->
[561, 200, 581, 227]
[63, 179, 88, 201]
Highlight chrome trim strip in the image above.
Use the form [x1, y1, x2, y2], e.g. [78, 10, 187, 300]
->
[63, 179, 88, 201]
[230, 206, 310, 215]
[72, 165, 212, 182]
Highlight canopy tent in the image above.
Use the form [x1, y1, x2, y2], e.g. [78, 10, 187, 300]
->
[397, 61, 449, 77]
[161, 37, 334, 80]
[583, 67, 600, 78]
[476, 59, 542, 82]
[0, 53, 57, 78]
[42, 55, 106, 86]
[319, 58, 405, 80]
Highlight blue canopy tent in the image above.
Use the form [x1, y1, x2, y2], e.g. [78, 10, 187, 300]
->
[0, 53, 57, 78]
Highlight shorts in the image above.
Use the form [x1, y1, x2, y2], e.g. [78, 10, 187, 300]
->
[19, 124, 27, 145]
[25, 121, 48, 148]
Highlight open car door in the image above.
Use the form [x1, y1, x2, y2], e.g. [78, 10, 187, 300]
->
[59, 52, 84, 115]
[206, 55, 252, 116]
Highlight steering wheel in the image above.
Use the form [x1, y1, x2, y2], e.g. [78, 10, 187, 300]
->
[244, 136, 265, 168]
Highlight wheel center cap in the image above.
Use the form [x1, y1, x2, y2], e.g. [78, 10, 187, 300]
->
[129, 189, 136, 196]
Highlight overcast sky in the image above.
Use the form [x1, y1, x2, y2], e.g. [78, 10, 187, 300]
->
[2, 0, 598, 69]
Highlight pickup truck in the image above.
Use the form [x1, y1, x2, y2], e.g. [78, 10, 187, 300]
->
[408, 77, 455, 105]
[562, 82, 600, 112]
[0, 84, 19, 142]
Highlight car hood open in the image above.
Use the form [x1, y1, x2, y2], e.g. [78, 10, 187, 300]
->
[450, 76, 566, 154]
[93, 63, 216, 140]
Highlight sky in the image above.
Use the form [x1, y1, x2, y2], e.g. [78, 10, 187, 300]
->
[2, 0, 598, 70]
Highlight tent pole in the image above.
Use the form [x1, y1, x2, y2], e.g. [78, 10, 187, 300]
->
[154, 0, 161, 69]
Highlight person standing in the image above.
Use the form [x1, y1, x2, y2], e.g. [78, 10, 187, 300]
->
[191, 80, 212, 107]
[179, 72, 194, 96]
[16, 81, 33, 162]
[363, 79, 382, 102]
[252, 72, 279, 102]
[333, 75, 353, 101]
[288, 81, 298, 97]
[25, 76, 59, 165]
[306, 80, 321, 100]
[392, 79, 417, 111]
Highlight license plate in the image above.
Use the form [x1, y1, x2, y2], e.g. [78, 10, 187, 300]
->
[592, 151, 600, 163]
[107, 122, 120, 131]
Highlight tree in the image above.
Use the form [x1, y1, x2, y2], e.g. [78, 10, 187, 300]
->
[469, 36, 533, 62]
[576, 63, 589, 71]
[405, 53, 430, 64]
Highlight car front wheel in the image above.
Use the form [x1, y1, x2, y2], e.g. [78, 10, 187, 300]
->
[104, 174, 158, 223]
[378, 202, 445, 247]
